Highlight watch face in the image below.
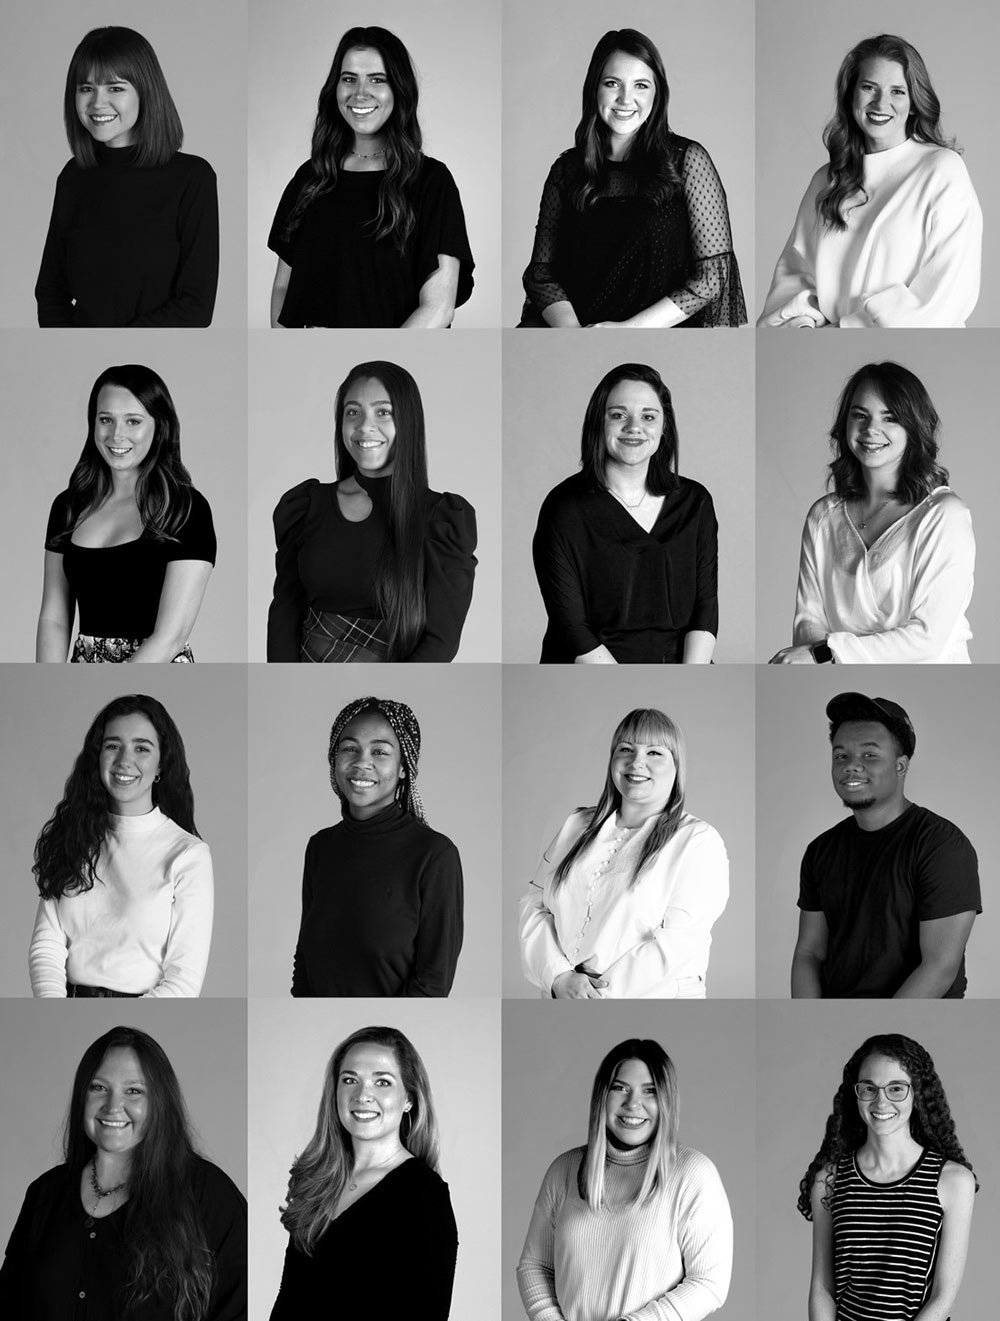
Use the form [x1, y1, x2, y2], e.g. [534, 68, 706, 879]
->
[811, 642, 833, 664]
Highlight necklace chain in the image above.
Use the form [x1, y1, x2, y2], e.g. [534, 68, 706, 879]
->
[90, 1158, 127, 1205]
[606, 484, 647, 510]
[347, 1144, 405, 1191]
[857, 497, 892, 530]
[350, 147, 385, 160]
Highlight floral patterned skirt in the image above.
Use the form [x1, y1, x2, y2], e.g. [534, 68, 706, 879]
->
[70, 635, 195, 664]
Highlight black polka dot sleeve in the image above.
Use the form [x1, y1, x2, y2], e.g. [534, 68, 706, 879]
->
[668, 141, 746, 325]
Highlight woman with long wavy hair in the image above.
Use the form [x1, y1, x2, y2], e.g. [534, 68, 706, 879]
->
[37, 364, 216, 664]
[518, 1038, 732, 1319]
[268, 25, 474, 327]
[0, 1026, 246, 1319]
[29, 694, 214, 998]
[518, 28, 745, 327]
[800, 1033, 977, 1321]
[769, 362, 975, 665]
[266, 360, 476, 663]
[270, 1025, 457, 1319]
[759, 34, 982, 328]
[519, 708, 728, 999]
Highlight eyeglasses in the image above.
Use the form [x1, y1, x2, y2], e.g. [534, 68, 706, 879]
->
[854, 1082, 911, 1102]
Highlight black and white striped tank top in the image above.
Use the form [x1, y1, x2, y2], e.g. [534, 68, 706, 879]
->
[831, 1147, 946, 1321]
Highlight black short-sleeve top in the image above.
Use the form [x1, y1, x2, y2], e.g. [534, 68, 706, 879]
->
[268, 156, 475, 327]
[45, 488, 217, 638]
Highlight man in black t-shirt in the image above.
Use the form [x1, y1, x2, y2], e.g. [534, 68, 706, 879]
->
[790, 692, 981, 998]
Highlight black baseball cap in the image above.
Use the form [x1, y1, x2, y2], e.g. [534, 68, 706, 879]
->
[825, 692, 916, 758]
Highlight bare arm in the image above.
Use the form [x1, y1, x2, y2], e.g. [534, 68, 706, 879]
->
[893, 912, 977, 998]
[35, 550, 74, 662]
[911, 1164, 976, 1321]
[808, 1173, 837, 1321]
[682, 630, 716, 664]
[401, 254, 460, 328]
[574, 644, 618, 664]
[543, 300, 582, 328]
[791, 909, 828, 998]
[270, 257, 292, 327]
[127, 560, 213, 663]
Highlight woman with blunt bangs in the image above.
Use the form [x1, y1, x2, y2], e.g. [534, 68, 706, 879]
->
[269, 1026, 457, 1319]
[36, 27, 219, 326]
[533, 363, 718, 664]
[518, 1039, 732, 1321]
[269, 25, 474, 327]
[29, 694, 214, 998]
[520, 709, 729, 999]
[769, 362, 975, 665]
[801, 1034, 977, 1321]
[37, 364, 216, 664]
[0, 1026, 247, 1319]
[759, 34, 981, 328]
[267, 360, 477, 663]
[519, 28, 745, 327]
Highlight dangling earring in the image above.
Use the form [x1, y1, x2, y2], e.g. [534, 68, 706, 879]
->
[401, 1107, 412, 1143]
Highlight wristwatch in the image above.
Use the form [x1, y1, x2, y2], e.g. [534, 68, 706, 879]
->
[809, 640, 834, 664]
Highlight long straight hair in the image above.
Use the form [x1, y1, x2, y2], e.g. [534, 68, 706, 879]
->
[579, 363, 679, 496]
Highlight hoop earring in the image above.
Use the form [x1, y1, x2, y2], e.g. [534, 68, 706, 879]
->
[401, 1109, 412, 1143]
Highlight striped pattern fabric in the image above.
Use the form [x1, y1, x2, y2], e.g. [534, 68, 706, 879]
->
[299, 608, 388, 663]
[831, 1148, 946, 1321]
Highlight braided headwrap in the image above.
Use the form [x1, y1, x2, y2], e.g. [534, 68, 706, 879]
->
[327, 697, 425, 822]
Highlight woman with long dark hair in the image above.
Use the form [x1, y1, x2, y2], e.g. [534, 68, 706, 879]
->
[800, 1033, 976, 1320]
[759, 34, 981, 328]
[37, 364, 216, 664]
[29, 694, 214, 998]
[270, 1025, 457, 1318]
[0, 1026, 246, 1318]
[520, 709, 728, 998]
[518, 1039, 732, 1318]
[769, 362, 974, 664]
[519, 28, 745, 327]
[36, 26, 218, 326]
[533, 362, 718, 663]
[291, 697, 463, 997]
[269, 25, 474, 327]
[267, 360, 476, 663]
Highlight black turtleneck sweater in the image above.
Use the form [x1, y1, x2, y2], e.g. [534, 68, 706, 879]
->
[35, 146, 219, 327]
[291, 803, 464, 997]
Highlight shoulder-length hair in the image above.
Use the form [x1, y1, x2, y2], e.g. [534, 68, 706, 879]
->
[554, 708, 687, 891]
[580, 363, 679, 497]
[33, 694, 199, 901]
[816, 34, 954, 231]
[46, 364, 196, 550]
[334, 360, 430, 659]
[64, 27, 183, 168]
[572, 28, 681, 210]
[281, 1025, 440, 1254]
[827, 361, 949, 504]
[797, 1033, 978, 1220]
[65, 1026, 214, 1321]
[282, 27, 422, 251]
[578, 1038, 680, 1212]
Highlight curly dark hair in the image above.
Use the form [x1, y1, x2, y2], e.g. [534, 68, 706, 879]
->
[579, 362, 679, 496]
[797, 1033, 978, 1220]
[33, 694, 199, 900]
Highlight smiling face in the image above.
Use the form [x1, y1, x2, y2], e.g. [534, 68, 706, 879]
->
[83, 1046, 149, 1157]
[611, 734, 676, 813]
[831, 720, 905, 813]
[337, 1043, 410, 1145]
[856, 1052, 914, 1138]
[852, 57, 910, 153]
[596, 52, 656, 157]
[605, 1058, 659, 1148]
[342, 377, 396, 476]
[603, 380, 663, 473]
[94, 385, 156, 474]
[333, 711, 403, 820]
[845, 383, 908, 486]
[336, 46, 394, 148]
[99, 712, 161, 816]
[76, 70, 140, 148]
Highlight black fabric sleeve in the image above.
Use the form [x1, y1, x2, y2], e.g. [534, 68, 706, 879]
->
[532, 491, 602, 658]
[404, 838, 464, 997]
[0, 1183, 32, 1309]
[406, 1174, 459, 1320]
[798, 841, 823, 912]
[522, 155, 573, 313]
[44, 490, 72, 549]
[128, 158, 219, 327]
[267, 164, 311, 266]
[667, 141, 747, 326]
[166, 488, 217, 564]
[197, 1163, 248, 1321]
[690, 488, 720, 635]
[407, 493, 478, 663]
[35, 171, 75, 327]
[266, 480, 317, 662]
[412, 160, 475, 309]
[916, 822, 982, 919]
[291, 836, 315, 998]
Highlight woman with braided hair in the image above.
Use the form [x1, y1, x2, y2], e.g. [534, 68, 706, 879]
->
[800, 1033, 977, 1321]
[291, 697, 463, 996]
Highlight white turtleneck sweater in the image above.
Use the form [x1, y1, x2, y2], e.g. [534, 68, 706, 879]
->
[29, 808, 213, 997]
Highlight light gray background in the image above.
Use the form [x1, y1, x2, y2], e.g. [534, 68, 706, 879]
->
[502, 330, 756, 663]
[247, 328, 501, 662]
[248, 997, 501, 1321]
[502, 1000, 756, 1321]
[756, 0, 1000, 327]
[247, 663, 501, 997]
[0, 0, 248, 328]
[757, 1000, 998, 1321]
[756, 330, 1000, 662]
[0, 664, 248, 997]
[756, 665, 1000, 998]
[502, 665, 755, 998]
[248, 0, 501, 327]
[0, 330, 249, 662]
[502, 0, 756, 326]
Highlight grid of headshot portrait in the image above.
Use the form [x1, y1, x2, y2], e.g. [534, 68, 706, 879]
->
[1, 1, 999, 1319]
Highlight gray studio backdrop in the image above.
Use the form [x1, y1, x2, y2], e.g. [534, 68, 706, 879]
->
[756, 330, 1000, 663]
[502, 1000, 756, 1321]
[757, 1000, 998, 1321]
[756, 0, 1000, 327]
[502, 330, 756, 663]
[0, 0, 248, 327]
[502, 665, 755, 998]
[0, 330, 249, 662]
[0, 664, 248, 997]
[501, 0, 756, 326]
[248, 0, 501, 327]
[247, 328, 501, 662]
[247, 663, 501, 997]
[248, 997, 501, 1321]
[755, 665, 1000, 998]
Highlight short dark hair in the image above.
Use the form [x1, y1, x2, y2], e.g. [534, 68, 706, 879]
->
[579, 363, 678, 495]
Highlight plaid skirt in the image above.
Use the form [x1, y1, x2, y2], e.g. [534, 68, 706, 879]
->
[71, 635, 195, 664]
[300, 609, 389, 663]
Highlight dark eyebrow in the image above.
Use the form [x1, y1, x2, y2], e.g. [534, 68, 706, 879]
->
[832, 740, 884, 750]
[344, 398, 392, 407]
